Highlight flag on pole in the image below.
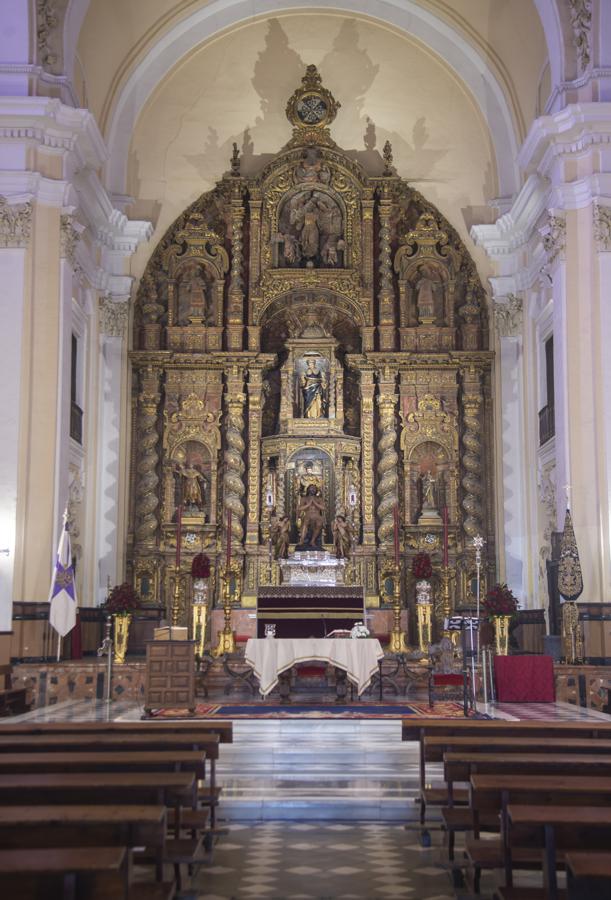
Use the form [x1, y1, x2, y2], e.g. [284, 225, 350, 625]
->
[48, 512, 78, 638]
[558, 507, 583, 602]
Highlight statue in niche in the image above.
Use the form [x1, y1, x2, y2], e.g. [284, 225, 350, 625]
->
[294, 148, 331, 185]
[300, 357, 327, 418]
[176, 462, 207, 512]
[296, 459, 323, 497]
[270, 509, 291, 559]
[296, 485, 326, 549]
[332, 512, 353, 560]
[415, 264, 441, 322]
[178, 262, 211, 324]
[421, 469, 437, 512]
[278, 189, 343, 268]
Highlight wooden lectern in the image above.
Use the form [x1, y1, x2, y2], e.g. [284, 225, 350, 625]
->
[143, 639, 196, 716]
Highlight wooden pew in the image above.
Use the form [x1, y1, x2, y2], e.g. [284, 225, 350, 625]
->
[0, 719, 233, 743]
[0, 846, 135, 900]
[464, 775, 611, 889]
[408, 720, 611, 828]
[0, 665, 29, 717]
[0, 732, 221, 826]
[0, 805, 173, 895]
[503, 805, 611, 900]
[0, 750, 207, 780]
[566, 852, 611, 900]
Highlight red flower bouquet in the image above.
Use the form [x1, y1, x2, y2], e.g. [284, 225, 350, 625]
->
[411, 552, 433, 579]
[483, 583, 519, 618]
[104, 582, 140, 614]
[191, 553, 211, 579]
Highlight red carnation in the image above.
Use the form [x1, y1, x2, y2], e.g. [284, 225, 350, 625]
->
[483, 582, 519, 617]
[411, 552, 433, 579]
[104, 582, 140, 614]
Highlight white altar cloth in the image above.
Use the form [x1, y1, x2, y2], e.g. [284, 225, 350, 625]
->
[244, 637, 384, 697]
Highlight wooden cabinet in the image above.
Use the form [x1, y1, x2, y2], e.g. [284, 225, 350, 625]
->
[143, 640, 196, 715]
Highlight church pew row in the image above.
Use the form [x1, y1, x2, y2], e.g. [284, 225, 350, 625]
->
[0, 731, 222, 826]
[566, 852, 611, 900]
[0, 719, 233, 743]
[403, 720, 611, 826]
[0, 805, 176, 900]
[0, 847, 139, 900]
[442, 753, 611, 892]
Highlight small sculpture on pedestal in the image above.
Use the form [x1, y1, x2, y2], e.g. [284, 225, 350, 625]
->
[332, 512, 353, 560]
[271, 512, 291, 560]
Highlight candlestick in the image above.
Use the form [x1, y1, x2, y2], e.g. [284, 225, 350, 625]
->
[226, 508, 232, 568]
[175, 504, 182, 569]
[393, 505, 400, 569]
[442, 506, 449, 567]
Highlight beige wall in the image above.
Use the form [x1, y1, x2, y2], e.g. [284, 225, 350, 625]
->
[127, 13, 500, 280]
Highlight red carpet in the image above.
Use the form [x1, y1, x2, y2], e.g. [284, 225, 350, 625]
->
[147, 701, 480, 719]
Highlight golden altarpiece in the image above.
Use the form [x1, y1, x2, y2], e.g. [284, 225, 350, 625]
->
[128, 67, 495, 636]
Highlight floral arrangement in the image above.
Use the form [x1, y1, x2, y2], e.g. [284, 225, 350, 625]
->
[350, 622, 370, 639]
[191, 553, 211, 579]
[104, 582, 140, 615]
[411, 552, 433, 580]
[483, 583, 519, 618]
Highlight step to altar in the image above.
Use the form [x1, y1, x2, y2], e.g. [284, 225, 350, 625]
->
[216, 718, 424, 822]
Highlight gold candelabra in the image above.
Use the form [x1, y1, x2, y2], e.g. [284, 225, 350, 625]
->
[211, 561, 241, 657]
[388, 565, 408, 653]
[171, 574, 183, 628]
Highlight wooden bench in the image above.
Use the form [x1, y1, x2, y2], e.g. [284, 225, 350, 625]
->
[0, 719, 233, 743]
[0, 750, 207, 780]
[0, 846, 138, 900]
[566, 852, 611, 900]
[503, 805, 611, 900]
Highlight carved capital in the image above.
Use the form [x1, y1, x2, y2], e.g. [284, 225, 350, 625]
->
[99, 296, 129, 338]
[60, 214, 81, 267]
[568, 0, 592, 73]
[594, 204, 611, 252]
[0, 197, 32, 248]
[36, 0, 59, 69]
[494, 293, 523, 337]
[541, 214, 566, 266]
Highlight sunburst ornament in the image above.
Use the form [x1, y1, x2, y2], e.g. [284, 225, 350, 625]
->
[285, 65, 340, 133]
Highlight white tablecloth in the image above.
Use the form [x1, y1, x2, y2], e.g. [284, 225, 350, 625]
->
[244, 638, 384, 698]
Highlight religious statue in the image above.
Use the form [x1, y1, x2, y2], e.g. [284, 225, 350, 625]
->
[282, 189, 343, 267]
[332, 513, 353, 560]
[301, 357, 327, 418]
[421, 470, 437, 511]
[180, 262, 209, 323]
[296, 459, 323, 497]
[296, 485, 326, 548]
[415, 263, 439, 321]
[176, 463, 206, 511]
[271, 514, 291, 560]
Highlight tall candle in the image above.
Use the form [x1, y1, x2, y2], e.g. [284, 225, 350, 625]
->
[226, 508, 232, 568]
[176, 503, 182, 569]
[442, 506, 449, 567]
[393, 505, 400, 568]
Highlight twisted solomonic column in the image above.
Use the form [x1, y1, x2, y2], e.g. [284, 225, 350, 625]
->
[223, 392, 246, 548]
[135, 367, 161, 546]
[461, 368, 484, 538]
[376, 394, 399, 545]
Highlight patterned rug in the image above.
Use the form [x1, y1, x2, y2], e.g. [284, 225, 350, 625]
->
[148, 700, 480, 719]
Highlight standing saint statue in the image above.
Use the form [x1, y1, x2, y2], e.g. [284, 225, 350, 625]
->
[415, 264, 438, 321]
[296, 485, 326, 548]
[176, 463, 206, 510]
[421, 470, 437, 511]
[272, 515, 291, 560]
[332, 513, 353, 560]
[301, 358, 327, 418]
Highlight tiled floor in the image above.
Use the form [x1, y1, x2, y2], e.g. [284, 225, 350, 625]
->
[189, 821, 454, 900]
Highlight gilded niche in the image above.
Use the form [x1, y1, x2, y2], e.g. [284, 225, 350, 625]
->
[129, 65, 494, 619]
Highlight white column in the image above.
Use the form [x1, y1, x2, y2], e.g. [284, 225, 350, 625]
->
[96, 296, 130, 604]
[493, 295, 527, 604]
[0, 246, 26, 628]
[593, 205, 611, 597]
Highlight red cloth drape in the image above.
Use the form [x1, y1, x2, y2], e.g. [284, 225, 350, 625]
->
[494, 655, 555, 702]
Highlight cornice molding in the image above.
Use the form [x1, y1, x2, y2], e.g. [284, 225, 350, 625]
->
[519, 103, 611, 177]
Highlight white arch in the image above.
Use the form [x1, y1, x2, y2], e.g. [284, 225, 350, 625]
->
[102, 0, 524, 199]
[64, 0, 91, 87]
[532, 0, 567, 108]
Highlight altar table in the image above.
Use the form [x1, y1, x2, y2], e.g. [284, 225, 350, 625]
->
[494, 654, 555, 702]
[244, 638, 384, 698]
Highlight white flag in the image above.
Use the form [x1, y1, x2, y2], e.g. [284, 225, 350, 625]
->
[48, 517, 77, 638]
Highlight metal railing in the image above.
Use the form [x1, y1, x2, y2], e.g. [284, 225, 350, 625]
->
[70, 401, 83, 444]
[538, 403, 555, 446]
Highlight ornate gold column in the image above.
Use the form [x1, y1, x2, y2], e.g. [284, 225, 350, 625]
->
[377, 185, 396, 351]
[247, 188, 262, 351]
[360, 366, 376, 546]
[246, 367, 264, 546]
[227, 181, 245, 351]
[460, 365, 484, 539]
[376, 369, 399, 547]
[223, 367, 247, 554]
[135, 365, 161, 548]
